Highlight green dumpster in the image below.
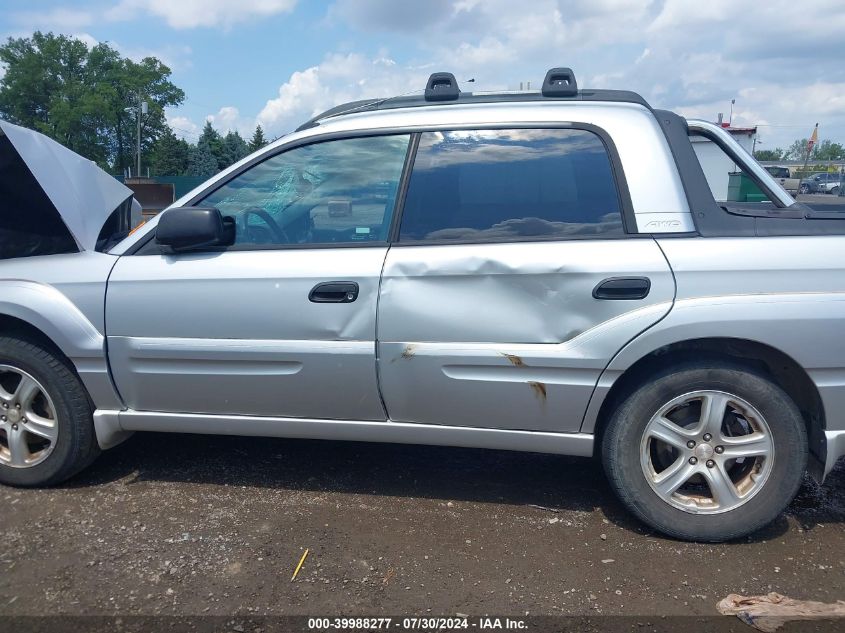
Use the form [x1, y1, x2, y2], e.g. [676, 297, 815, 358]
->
[727, 172, 766, 202]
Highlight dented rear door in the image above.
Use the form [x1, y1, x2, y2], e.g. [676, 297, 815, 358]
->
[376, 128, 674, 432]
[377, 240, 673, 432]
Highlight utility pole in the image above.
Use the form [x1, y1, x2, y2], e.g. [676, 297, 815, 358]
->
[136, 91, 141, 177]
[127, 93, 148, 178]
[137, 93, 148, 178]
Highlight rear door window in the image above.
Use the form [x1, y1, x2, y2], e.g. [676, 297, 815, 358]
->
[397, 129, 625, 242]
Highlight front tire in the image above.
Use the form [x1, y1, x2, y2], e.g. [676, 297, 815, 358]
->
[602, 362, 807, 542]
[0, 336, 100, 486]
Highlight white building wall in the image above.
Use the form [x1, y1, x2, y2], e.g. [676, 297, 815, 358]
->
[691, 130, 756, 201]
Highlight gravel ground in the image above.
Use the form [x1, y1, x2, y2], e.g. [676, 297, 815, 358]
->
[0, 432, 842, 621]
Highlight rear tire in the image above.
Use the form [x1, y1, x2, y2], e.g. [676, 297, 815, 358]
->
[602, 361, 807, 542]
[831, 186, 840, 196]
[0, 336, 99, 487]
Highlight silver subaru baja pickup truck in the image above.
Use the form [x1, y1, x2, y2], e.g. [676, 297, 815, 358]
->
[1, 68, 843, 542]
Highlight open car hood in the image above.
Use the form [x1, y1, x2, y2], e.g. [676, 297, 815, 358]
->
[0, 119, 135, 253]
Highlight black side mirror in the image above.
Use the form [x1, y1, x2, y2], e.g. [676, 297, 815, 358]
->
[155, 207, 235, 251]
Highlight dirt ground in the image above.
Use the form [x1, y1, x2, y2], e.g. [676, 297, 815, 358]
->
[0, 431, 842, 624]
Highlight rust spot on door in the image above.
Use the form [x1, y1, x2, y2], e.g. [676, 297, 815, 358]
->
[500, 352, 526, 368]
[527, 381, 547, 402]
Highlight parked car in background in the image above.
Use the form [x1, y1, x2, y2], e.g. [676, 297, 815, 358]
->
[799, 172, 840, 194]
[764, 166, 799, 194]
[2, 68, 845, 543]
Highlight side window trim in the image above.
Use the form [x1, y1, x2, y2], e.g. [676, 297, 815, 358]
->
[126, 123, 637, 255]
[387, 133, 421, 243]
[389, 124, 636, 246]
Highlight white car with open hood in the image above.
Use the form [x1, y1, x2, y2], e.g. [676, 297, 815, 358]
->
[1, 68, 844, 542]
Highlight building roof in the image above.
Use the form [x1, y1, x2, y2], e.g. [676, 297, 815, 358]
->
[717, 122, 757, 134]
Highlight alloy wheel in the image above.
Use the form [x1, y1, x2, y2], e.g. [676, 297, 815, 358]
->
[0, 365, 59, 468]
[640, 390, 774, 514]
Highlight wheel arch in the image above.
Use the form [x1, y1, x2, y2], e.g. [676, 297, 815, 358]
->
[587, 337, 826, 479]
[0, 281, 103, 361]
[0, 281, 123, 414]
[0, 313, 75, 364]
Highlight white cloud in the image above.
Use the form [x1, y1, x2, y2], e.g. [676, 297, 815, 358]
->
[71, 32, 100, 49]
[167, 115, 201, 141]
[206, 106, 255, 137]
[316, 0, 845, 147]
[329, 0, 453, 32]
[116, 43, 193, 71]
[256, 52, 426, 136]
[11, 7, 94, 31]
[23, 0, 837, 150]
[12, 0, 299, 32]
[6, 8, 194, 70]
[109, 0, 298, 29]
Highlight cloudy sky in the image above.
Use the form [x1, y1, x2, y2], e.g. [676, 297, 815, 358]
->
[3, 0, 845, 150]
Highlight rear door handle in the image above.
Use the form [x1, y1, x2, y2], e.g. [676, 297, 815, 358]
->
[309, 281, 359, 303]
[593, 277, 651, 300]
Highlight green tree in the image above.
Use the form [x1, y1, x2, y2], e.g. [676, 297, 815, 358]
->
[784, 137, 845, 162]
[0, 32, 102, 160]
[149, 125, 191, 176]
[814, 139, 845, 161]
[220, 130, 249, 168]
[753, 148, 785, 161]
[248, 124, 267, 152]
[0, 32, 184, 171]
[188, 139, 219, 177]
[197, 121, 224, 170]
[110, 54, 185, 173]
[786, 138, 812, 161]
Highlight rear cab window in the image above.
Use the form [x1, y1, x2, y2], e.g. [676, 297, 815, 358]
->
[398, 128, 626, 242]
[690, 135, 778, 205]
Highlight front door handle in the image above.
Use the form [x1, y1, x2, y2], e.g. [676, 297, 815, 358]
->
[593, 277, 651, 300]
[309, 281, 359, 303]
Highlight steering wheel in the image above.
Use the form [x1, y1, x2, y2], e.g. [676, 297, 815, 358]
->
[239, 207, 290, 244]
